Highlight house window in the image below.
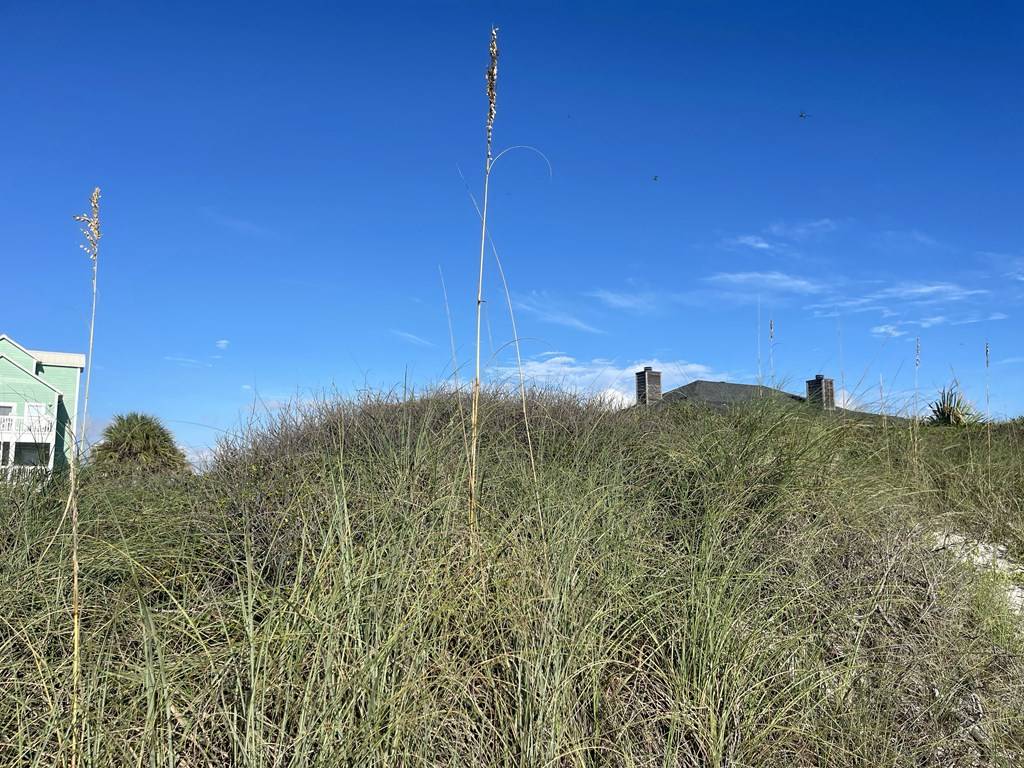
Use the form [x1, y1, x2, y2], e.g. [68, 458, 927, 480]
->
[24, 403, 49, 438]
[0, 404, 13, 435]
[14, 443, 49, 467]
[25, 403, 47, 418]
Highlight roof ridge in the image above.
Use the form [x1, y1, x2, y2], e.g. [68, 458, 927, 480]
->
[28, 349, 86, 367]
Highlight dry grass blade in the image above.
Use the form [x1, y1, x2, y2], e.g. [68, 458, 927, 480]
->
[439, 265, 471, 488]
[489, 230, 541, 522]
[455, 160, 542, 525]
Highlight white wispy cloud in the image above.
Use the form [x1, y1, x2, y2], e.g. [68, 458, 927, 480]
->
[723, 234, 780, 252]
[810, 280, 993, 324]
[215, 339, 230, 350]
[391, 330, 434, 347]
[201, 207, 271, 237]
[164, 355, 213, 368]
[863, 309, 1003, 338]
[951, 312, 1010, 326]
[873, 282, 986, 303]
[878, 229, 944, 249]
[836, 388, 859, 409]
[705, 271, 825, 295]
[908, 316, 947, 328]
[588, 289, 658, 312]
[806, 296, 883, 316]
[722, 218, 839, 254]
[871, 325, 906, 338]
[183, 444, 217, 469]
[516, 293, 603, 334]
[490, 355, 729, 408]
[594, 388, 635, 409]
[766, 218, 838, 240]
[997, 357, 1024, 366]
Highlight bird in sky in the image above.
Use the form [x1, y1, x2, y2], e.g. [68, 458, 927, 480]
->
[652, 175, 659, 181]
[799, 111, 810, 119]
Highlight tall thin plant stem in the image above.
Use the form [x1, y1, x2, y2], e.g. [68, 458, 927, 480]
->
[455, 163, 543, 525]
[68, 186, 101, 768]
[837, 312, 846, 417]
[469, 26, 499, 526]
[756, 296, 762, 391]
[985, 340, 991, 473]
[880, 374, 890, 466]
[490, 235, 541, 521]
[77, 189, 101, 462]
[439, 266, 471, 478]
[913, 336, 921, 468]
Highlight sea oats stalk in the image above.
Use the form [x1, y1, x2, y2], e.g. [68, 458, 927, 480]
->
[985, 340, 991, 468]
[469, 26, 499, 525]
[837, 314, 846, 419]
[68, 186, 101, 768]
[913, 336, 921, 466]
[914, 337, 920, 419]
[756, 297, 762, 389]
[769, 318, 775, 386]
[879, 374, 891, 466]
[455, 163, 542, 524]
[74, 188, 101, 458]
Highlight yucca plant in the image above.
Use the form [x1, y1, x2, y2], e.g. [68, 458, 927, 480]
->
[928, 384, 982, 426]
[89, 413, 189, 473]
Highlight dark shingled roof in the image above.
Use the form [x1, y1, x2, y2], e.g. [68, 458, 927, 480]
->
[661, 380, 805, 408]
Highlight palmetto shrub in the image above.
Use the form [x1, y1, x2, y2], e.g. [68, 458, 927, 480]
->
[928, 385, 982, 426]
[88, 412, 188, 474]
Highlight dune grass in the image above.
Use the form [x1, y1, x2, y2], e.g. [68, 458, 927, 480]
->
[1, 392, 1022, 766]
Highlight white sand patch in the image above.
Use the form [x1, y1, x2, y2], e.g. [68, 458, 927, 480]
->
[931, 532, 1024, 613]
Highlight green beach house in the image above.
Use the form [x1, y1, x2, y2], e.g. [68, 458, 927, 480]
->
[0, 334, 84, 473]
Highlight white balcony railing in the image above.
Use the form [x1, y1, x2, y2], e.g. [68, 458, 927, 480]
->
[0, 415, 56, 440]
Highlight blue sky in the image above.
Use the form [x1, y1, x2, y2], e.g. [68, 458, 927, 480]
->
[3, 1, 1022, 456]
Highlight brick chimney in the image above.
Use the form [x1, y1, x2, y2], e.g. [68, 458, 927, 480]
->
[805, 374, 836, 410]
[636, 366, 662, 406]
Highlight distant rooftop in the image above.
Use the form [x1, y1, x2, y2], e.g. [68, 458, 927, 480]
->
[662, 380, 804, 408]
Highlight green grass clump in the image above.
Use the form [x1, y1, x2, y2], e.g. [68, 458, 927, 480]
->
[1, 391, 1022, 766]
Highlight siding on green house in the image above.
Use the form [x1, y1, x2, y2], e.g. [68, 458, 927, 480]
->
[37, 363, 81, 467]
[54, 399, 73, 467]
[0, 357, 61, 461]
[0, 338, 37, 371]
[0, 358, 60, 413]
[0, 335, 84, 472]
